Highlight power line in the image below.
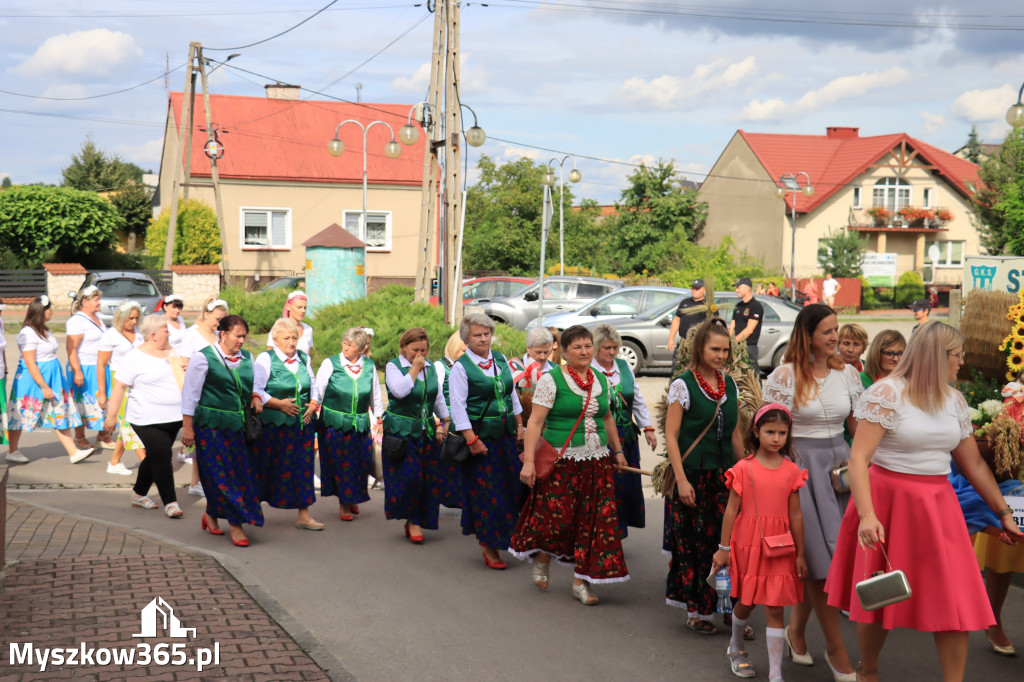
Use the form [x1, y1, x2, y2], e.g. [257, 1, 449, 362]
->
[0, 65, 184, 101]
[205, 0, 340, 50]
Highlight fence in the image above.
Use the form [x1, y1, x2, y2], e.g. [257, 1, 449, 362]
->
[0, 269, 47, 302]
[142, 270, 174, 296]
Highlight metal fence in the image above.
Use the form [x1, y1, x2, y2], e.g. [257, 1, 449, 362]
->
[0, 269, 46, 301]
[142, 270, 174, 296]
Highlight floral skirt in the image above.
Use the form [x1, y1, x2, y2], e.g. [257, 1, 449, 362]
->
[7, 358, 82, 432]
[613, 426, 645, 537]
[253, 422, 316, 509]
[319, 426, 373, 505]
[461, 433, 522, 549]
[664, 468, 729, 614]
[68, 362, 108, 430]
[196, 426, 264, 527]
[510, 454, 629, 584]
[384, 431, 441, 529]
[438, 458, 464, 509]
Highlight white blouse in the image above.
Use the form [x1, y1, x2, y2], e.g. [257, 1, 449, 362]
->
[98, 327, 142, 374]
[265, 322, 314, 354]
[762, 363, 862, 439]
[384, 355, 450, 420]
[532, 368, 607, 461]
[116, 349, 183, 426]
[166, 317, 187, 353]
[17, 327, 60, 363]
[448, 349, 523, 431]
[179, 325, 213, 361]
[252, 348, 320, 405]
[316, 356, 384, 418]
[855, 377, 972, 476]
[591, 359, 652, 428]
[66, 312, 107, 365]
[667, 372, 736, 411]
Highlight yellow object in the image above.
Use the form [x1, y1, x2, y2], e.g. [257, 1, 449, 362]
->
[975, 532, 1024, 573]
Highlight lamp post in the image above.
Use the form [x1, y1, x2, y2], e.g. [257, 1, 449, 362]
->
[1008, 81, 1024, 128]
[775, 172, 814, 302]
[540, 156, 582, 276]
[327, 119, 409, 247]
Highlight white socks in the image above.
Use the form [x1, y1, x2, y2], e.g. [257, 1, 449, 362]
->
[766, 626, 784, 680]
[730, 614, 749, 653]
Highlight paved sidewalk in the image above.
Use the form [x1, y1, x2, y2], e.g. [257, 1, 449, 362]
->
[1, 500, 331, 681]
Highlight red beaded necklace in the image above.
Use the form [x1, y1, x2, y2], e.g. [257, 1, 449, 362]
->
[695, 368, 726, 401]
[565, 365, 594, 391]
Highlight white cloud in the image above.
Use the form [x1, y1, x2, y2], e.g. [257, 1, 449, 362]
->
[614, 56, 757, 110]
[390, 53, 487, 95]
[951, 84, 1015, 122]
[740, 67, 908, 121]
[500, 146, 541, 161]
[920, 111, 947, 133]
[391, 62, 430, 93]
[9, 29, 142, 79]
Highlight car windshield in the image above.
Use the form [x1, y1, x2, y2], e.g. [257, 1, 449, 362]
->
[96, 279, 158, 298]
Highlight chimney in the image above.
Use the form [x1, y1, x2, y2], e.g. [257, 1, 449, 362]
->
[265, 83, 300, 100]
[826, 127, 859, 139]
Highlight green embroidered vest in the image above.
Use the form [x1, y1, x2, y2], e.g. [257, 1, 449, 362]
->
[194, 346, 254, 432]
[541, 369, 609, 448]
[675, 369, 738, 470]
[457, 351, 516, 439]
[602, 358, 638, 445]
[384, 358, 438, 438]
[259, 350, 312, 428]
[321, 355, 375, 432]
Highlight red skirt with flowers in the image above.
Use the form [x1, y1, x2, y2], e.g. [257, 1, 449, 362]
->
[509, 454, 629, 584]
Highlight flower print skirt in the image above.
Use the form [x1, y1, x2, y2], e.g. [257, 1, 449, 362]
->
[7, 358, 83, 432]
[319, 426, 373, 505]
[67, 362, 109, 430]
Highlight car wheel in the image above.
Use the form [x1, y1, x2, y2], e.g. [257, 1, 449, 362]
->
[619, 340, 644, 373]
[771, 344, 787, 369]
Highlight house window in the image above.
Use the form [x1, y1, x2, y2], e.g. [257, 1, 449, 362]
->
[922, 188, 932, 208]
[872, 177, 911, 212]
[852, 187, 861, 209]
[241, 208, 290, 250]
[343, 210, 392, 251]
[926, 240, 964, 267]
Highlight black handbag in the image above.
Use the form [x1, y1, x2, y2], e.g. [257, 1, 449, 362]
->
[441, 432, 470, 465]
[243, 403, 262, 445]
[381, 433, 408, 463]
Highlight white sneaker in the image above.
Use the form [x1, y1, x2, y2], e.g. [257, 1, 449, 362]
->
[5, 450, 29, 463]
[69, 447, 96, 464]
[188, 483, 205, 497]
[106, 462, 132, 476]
[313, 474, 322, 490]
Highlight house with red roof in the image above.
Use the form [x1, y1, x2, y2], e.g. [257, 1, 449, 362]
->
[155, 86, 428, 287]
[699, 127, 981, 289]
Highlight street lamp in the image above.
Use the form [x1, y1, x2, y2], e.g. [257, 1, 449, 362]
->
[775, 172, 814, 302]
[540, 156, 582, 276]
[327, 119, 410, 244]
[1007, 80, 1024, 128]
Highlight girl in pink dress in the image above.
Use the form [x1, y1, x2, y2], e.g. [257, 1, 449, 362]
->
[713, 403, 808, 681]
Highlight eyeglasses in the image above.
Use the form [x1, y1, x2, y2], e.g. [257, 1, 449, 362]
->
[880, 350, 904, 359]
[949, 351, 966, 359]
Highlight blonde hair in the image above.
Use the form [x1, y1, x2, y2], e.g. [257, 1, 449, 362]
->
[888, 321, 961, 413]
[838, 323, 868, 347]
[443, 331, 466, 362]
[591, 323, 621, 351]
[71, 286, 101, 314]
[342, 327, 370, 351]
[197, 296, 228, 324]
[112, 300, 142, 331]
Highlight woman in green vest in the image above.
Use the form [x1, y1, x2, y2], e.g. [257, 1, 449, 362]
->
[383, 327, 451, 543]
[664, 318, 745, 632]
[450, 314, 526, 568]
[511, 325, 629, 604]
[253, 318, 323, 530]
[591, 323, 657, 539]
[181, 315, 264, 547]
[316, 327, 383, 521]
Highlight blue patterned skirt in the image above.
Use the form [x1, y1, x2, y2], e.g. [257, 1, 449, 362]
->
[7, 358, 83, 432]
[67, 362, 109, 430]
[438, 458, 464, 509]
[320, 426, 373, 505]
[461, 432, 522, 549]
[383, 431, 441, 529]
[613, 425, 646, 538]
[196, 426, 264, 527]
[254, 422, 316, 509]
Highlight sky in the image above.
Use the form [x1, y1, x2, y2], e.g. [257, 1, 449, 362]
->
[2, 0, 1024, 204]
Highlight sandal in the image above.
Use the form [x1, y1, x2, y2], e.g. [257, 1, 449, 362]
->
[687, 618, 719, 635]
[532, 561, 550, 590]
[131, 493, 159, 509]
[727, 646, 756, 678]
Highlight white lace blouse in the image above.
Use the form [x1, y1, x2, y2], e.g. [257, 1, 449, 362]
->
[533, 369, 607, 461]
[762, 363, 862, 439]
[854, 377, 973, 476]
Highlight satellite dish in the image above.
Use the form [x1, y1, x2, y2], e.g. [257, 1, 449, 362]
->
[928, 244, 941, 263]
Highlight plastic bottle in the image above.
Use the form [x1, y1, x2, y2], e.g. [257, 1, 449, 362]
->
[714, 567, 733, 614]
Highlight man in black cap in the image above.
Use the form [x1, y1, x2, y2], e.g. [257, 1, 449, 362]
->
[730, 277, 764, 368]
[909, 298, 931, 334]
[668, 279, 710, 358]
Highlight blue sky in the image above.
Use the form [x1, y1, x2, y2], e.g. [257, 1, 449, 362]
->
[2, 1, 1024, 204]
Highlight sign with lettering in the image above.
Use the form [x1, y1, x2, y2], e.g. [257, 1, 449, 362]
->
[963, 256, 1024, 294]
[862, 253, 898, 286]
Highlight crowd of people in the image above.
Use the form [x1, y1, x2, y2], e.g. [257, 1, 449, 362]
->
[2, 288, 1023, 681]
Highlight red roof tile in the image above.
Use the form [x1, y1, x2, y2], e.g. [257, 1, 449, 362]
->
[168, 93, 426, 186]
[303, 223, 366, 248]
[737, 129, 981, 214]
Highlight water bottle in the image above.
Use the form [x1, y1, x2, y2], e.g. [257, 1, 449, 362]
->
[714, 567, 733, 614]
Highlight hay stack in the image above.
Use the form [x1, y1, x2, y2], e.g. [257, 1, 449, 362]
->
[961, 289, 1016, 382]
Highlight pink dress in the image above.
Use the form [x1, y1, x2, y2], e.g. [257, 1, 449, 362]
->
[726, 457, 808, 606]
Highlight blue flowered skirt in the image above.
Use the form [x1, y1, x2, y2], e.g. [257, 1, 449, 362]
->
[461, 432, 522, 549]
[254, 422, 316, 509]
[320, 426, 373, 505]
[196, 426, 264, 527]
[438, 457, 464, 509]
[613, 426, 646, 538]
[68, 362, 109, 430]
[7, 358, 83, 432]
[384, 431, 441, 529]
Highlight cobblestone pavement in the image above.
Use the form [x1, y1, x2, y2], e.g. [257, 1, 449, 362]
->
[1, 500, 331, 681]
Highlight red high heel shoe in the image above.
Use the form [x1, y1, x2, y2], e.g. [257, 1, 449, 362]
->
[340, 506, 353, 522]
[229, 528, 250, 547]
[481, 545, 506, 570]
[405, 521, 424, 544]
[350, 504, 360, 515]
[201, 515, 225, 536]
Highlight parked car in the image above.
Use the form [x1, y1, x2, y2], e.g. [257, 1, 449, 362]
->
[71, 272, 164, 325]
[429, 276, 535, 306]
[259, 276, 305, 292]
[525, 285, 688, 330]
[473, 276, 624, 330]
[580, 293, 801, 374]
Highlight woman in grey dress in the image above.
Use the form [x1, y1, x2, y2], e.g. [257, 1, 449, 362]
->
[762, 304, 859, 682]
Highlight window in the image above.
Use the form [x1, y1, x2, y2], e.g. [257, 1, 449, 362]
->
[576, 283, 611, 299]
[241, 208, 290, 249]
[343, 210, 392, 251]
[462, 281, 493, 300]
[539, 281, 571, 299]
[872, 178, 911, 212]
[647, 290, 681, 309]
[922, 188, 932, 208]
[852, 187, 862, 209]
[591, 291, 642, 315]
[96, 278, 158, 298]
[925, 240, 965, 267]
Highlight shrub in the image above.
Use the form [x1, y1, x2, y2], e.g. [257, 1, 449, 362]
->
[220, 285, 289, 335]
[894, 271, 925, 308]
[145, 198, 222, 265]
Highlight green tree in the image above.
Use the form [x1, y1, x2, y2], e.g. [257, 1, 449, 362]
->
[994, 177, 1024, 255]
[970, 127, 1024, 254]
[963, 126, 983, 165]
[0, 185, 122, 266]
[895, 270, 925, 308]
[605, 161, 707, 275]
[145, 198, 222, 265]
[1, 176, 10, 189]
[61, 136, 148, 191]
[109, 183, 154, 243]
[659, 236, 780, 289]
[816, 228, 866, 278]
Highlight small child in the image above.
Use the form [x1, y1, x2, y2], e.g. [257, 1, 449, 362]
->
[838, 323, 867, 372]
[713, 403, 808, 681]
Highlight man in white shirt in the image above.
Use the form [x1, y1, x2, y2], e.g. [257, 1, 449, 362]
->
[822, 273, 840, 307]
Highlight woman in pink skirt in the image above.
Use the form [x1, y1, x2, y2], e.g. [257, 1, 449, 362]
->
[825, 321, 1023, 681]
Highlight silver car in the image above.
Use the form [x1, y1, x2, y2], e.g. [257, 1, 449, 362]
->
[71, 271, 164, 325]
[525, 285, 688, 330]
[581, 293, 801, 374]
[474, 276, 624, 330]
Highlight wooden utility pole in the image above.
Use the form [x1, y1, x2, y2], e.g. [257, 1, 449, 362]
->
[444, 0, 464, 326]
[196, 46, 229, 271]
[163, 42, 197, 269]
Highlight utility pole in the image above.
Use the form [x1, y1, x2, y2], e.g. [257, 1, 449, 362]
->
[163, 43, 197, 269]
[196, 46, 229, 272]
[443, 0, 464, 326]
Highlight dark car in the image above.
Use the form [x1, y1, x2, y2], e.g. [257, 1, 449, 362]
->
[71, 272, 164, 325]
[259, 276, 305, 292]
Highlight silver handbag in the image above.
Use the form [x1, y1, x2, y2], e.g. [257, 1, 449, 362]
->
[855, 545, 911, 611]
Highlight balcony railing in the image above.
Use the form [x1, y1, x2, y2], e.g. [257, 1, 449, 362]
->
[848, 205, 953, 230]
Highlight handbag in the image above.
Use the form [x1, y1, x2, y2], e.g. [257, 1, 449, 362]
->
[522, 382, 591, 481]
[750, 464, 796, 558]
[441, 432, 470, 465]
[381, 433, 408, 464]
[658, 397, 722, 498]
[818, 393, 850, 494]
[243, 403, 262, 446]
[855, 544, 912, 611]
